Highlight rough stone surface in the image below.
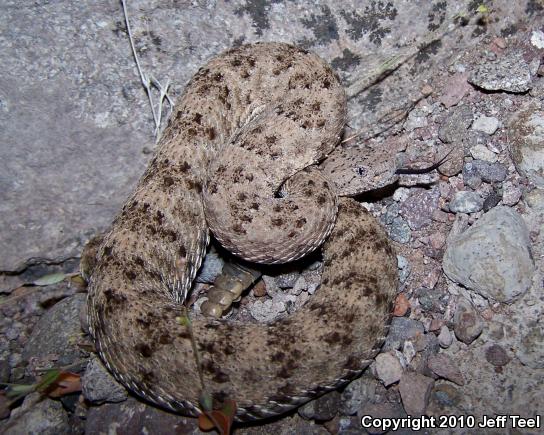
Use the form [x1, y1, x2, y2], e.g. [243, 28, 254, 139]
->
[22, 293, 87, 367]
[443, 207, 535, 302]
[472, 115, 500, 135]
[398, 372, 435, 416]
[469, 51, 534, 93]
[82, 355, 128, 404]
[339, 375, 376, 416]
[427, 353, 464, 385]
[470, 160, 508, 183]
[516, 323, 544, 369]
[374, 352, 403, 386]
[509, 103, 544, 187]
[85, 397, 201, 435]
[485, 344, 511, 367]
[195, 248, 224, 283]
[399, 187, 440, 230]
[438, 326, 453, 349]
[449, 191, 484, 213]
[5, 393, 70, 435]
[453, 299, 483, 345]
[470, 144, 498, 162]
[438, 105, 473, 144]
[383, 317, 425, 351]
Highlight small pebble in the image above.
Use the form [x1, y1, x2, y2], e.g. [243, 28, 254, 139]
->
[393, 293, 410, 317]
[375, 352, 403, 386]
[438, 326, 453, 348]
[485, 344, 511, 367]
[427, 353, 465, 385]
[449, 191, 484, 213]
[399, 372, 435, 416]
[472, 115, 500, 135]
[453, 299, 483, 344]
[470, 144, 497, 162]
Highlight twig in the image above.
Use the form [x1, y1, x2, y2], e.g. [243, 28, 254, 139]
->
[120, 0, 173, 141]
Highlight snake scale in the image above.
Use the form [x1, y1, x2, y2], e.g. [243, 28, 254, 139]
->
[85, 42, 398, 421]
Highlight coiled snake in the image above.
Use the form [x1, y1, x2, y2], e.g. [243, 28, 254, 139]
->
[84, 43, 398, 421]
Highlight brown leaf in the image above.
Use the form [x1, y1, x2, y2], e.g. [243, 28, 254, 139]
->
[43, 372, 82, 398]
[198, 399, 237, 434]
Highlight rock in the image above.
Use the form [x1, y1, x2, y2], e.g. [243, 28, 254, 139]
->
[359, 401, 406, 435]
[388, 216, 411, 244]
[515, 323, 544, 369]
[375, 352, 403, 386]
[485, 344, 511, 367]
[82, 355, 128, 404]
[443, 206, 535, 302]
[462, 162, 483, 189]
[22, 293, 87, 368]
[6, 393, 70, 435]
[438, 326, 453, 348]
[298, 390, 341, 421]
[472, 115, 500, 135]
[398, 372, 435, 416]
[195, 249, 223, 283]
[397, 255, 411, 283]
[470, 160, 508, 183]
[439, 72, 471, 108]
[427, 353, 465, 385]
[470, 144, 498, 162]
[453, 299, 483, 344]
[339, 375, 376, 416]
[469, 52, 533, 93]
[449, 191, 484, 213]
[482, 190, 502, 212]
[399, 187, 440, 230]
[404, 108, 428, 131]
[85, 397, 200, 434]
[383, 317, 425, 351]
[509, 103, 544, 188]
[502, 181, 522, 206]
[249, 299, 287, 322]
[393, 293, 410, 317]
[274, 271, 301, 289]
[432, 383, 462, 408]
[438, 105, 473, 144]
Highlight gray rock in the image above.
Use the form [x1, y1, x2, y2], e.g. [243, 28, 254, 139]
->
[396, 255, 411, 283]
[82, 355, 128, 404]
[501, 181, 522, 206]
[438, 105, 473, 144]
[274, 271, 301, 289]
[471, 160, 508, 183]
[449, 191, 484, 213]
[22, 293, 87, 367]
[383, 317, 425, 351]
[6, 393, 70, 435]
[453, 299, 483, 344]
[85, 397, 200, 435]
[469, 51, 533, 93]
[462, 162, 483, 189]
[472, 115, 500, 135]
[427, 353, 465, 385]
[195, 250, 224, 283]
[515, 323, 544, 369]
[509, 103, 544, 187]
[485, 344, 511, 367]
[339, 375, 376, 416]
[375, 352, 403, 386]
[298, 390, 341, 421]
[443, 206, 535, 302]
[398, 372, 435, 416]
[388, 216, 411, 244]
[470, 144, 498, 162]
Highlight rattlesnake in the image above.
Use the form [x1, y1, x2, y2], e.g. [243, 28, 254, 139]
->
[84, 42, 398, 421]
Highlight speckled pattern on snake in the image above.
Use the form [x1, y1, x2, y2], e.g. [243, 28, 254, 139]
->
[84, 42, 398, 421]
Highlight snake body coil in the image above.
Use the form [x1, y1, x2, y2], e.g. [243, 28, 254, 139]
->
[86, 43, 398, 421]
